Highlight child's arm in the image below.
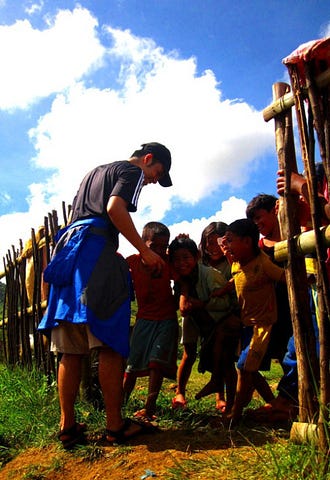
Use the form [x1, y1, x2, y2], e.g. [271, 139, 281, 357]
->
[277, 169, 329, 222]
[178, 281, 205, 315]
[211, 277, 235, 297]
[179, 295, 205, 315]
[205, 269, 232, 314]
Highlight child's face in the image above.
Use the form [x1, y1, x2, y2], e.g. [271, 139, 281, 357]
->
[224, 231, 252, 263]
[171, 248, 198, 277]
[205, 233, 224, 262]
[252, 208, 277, 237]
[145, 235, 169, 260]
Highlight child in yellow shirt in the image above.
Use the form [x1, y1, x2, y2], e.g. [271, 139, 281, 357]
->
[222, 218, 285, 425]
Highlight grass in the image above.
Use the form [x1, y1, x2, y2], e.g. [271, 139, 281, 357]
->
[0, 361, 329, 479]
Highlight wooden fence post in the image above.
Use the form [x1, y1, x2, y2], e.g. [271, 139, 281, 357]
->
[273, 82, 319, 422]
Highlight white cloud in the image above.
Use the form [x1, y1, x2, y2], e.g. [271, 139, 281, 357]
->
[0, 9, 273, 264]
[0, 192, 11, 205]
[321, 22, 330, 37]
[24, 1, 44, 15]
[168, 196, 248, 246]
[26, 25, 274, 217]
[0, 6, 105, 109]
[119, 196, 248, 258]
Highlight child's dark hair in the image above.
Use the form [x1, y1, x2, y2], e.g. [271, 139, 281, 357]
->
[227, 219, 260, 256]
[168, 237, 199, 261]
[142, 222, 170, 241]
[199, 221, 228, 264]
[246, 194, 277, 220]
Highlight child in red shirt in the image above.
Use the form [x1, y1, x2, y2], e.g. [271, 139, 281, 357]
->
[123, 222, 178, 423]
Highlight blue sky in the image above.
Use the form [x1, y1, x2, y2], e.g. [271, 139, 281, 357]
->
[0, 0, 329, 259]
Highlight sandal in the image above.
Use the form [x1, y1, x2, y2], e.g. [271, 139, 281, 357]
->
[105, 418, 146, 445]
[58, 422, 87, 450]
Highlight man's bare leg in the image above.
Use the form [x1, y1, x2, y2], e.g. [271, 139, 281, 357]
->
[57, 353, 84, 431]
[98, 347, 142, 438]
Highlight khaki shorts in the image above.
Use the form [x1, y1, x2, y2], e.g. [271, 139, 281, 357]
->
[51, 322, 105, 354]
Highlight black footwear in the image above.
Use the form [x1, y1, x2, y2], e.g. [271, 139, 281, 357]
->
[58, 422, 87, 450]
[105, 418, 155, 445]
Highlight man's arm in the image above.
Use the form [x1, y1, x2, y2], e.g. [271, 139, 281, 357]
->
[107, 195, 165, 274]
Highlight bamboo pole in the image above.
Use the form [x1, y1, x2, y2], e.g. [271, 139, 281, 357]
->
[303, 62, 330, 453]
[275, 225, 330, 261]
[263, 68, 330, 122]
[287, 64, 330, 452]
[273, 82, 318, 422]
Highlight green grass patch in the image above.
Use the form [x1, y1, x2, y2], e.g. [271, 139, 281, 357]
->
[0, 361, 329, 479]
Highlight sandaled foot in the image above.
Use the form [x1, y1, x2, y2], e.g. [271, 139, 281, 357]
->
[58, 422, 87, 450]
[195, 381, 220, 400]
[105, 418, 151, 445]
[171, 395, 187, 409]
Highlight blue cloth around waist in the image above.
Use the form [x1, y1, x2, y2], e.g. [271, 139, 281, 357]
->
[38, 217, 131, 357]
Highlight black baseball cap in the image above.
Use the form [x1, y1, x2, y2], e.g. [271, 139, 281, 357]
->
[141, 142, 172, 187]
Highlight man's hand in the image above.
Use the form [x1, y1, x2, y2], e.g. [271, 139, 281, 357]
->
[140, 248, 165, 277]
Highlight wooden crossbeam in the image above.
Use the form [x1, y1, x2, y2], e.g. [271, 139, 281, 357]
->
[263, 68, 330, 122]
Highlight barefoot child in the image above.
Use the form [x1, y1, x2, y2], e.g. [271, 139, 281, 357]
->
[246, 194, 292, 366]
[196, 222, 240, 412]
[123, 222, 178, 423]
[222, 219, 285, 425]
[245, 194, 297, 421]
[169, 236, 237, 410]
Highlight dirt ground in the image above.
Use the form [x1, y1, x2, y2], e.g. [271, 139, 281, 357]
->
[0, 416, 288, 480]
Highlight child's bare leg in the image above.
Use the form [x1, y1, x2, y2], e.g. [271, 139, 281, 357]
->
[226, 369, 254, 423]
[196, 325, 224, 402]
[174, 343, 197, 405]
[123, 372, 137, 404]
[223, 362, 237, 413]
[253, 371, 275, 403]
[195, 376, 223, 399]
[215, 390, 227, 412]
[144, 368, 163, 417]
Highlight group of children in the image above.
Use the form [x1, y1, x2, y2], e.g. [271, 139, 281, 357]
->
[123, 192, 293, 427]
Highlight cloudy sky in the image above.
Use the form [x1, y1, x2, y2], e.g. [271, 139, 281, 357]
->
[0, 0, 329, 261]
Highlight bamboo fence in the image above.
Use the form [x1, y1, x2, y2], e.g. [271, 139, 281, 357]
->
[0, 203, 70, 378]
[263, 37, 330, 453]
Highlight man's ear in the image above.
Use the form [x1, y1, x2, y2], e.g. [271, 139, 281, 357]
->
[143, 153, 153, 165]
